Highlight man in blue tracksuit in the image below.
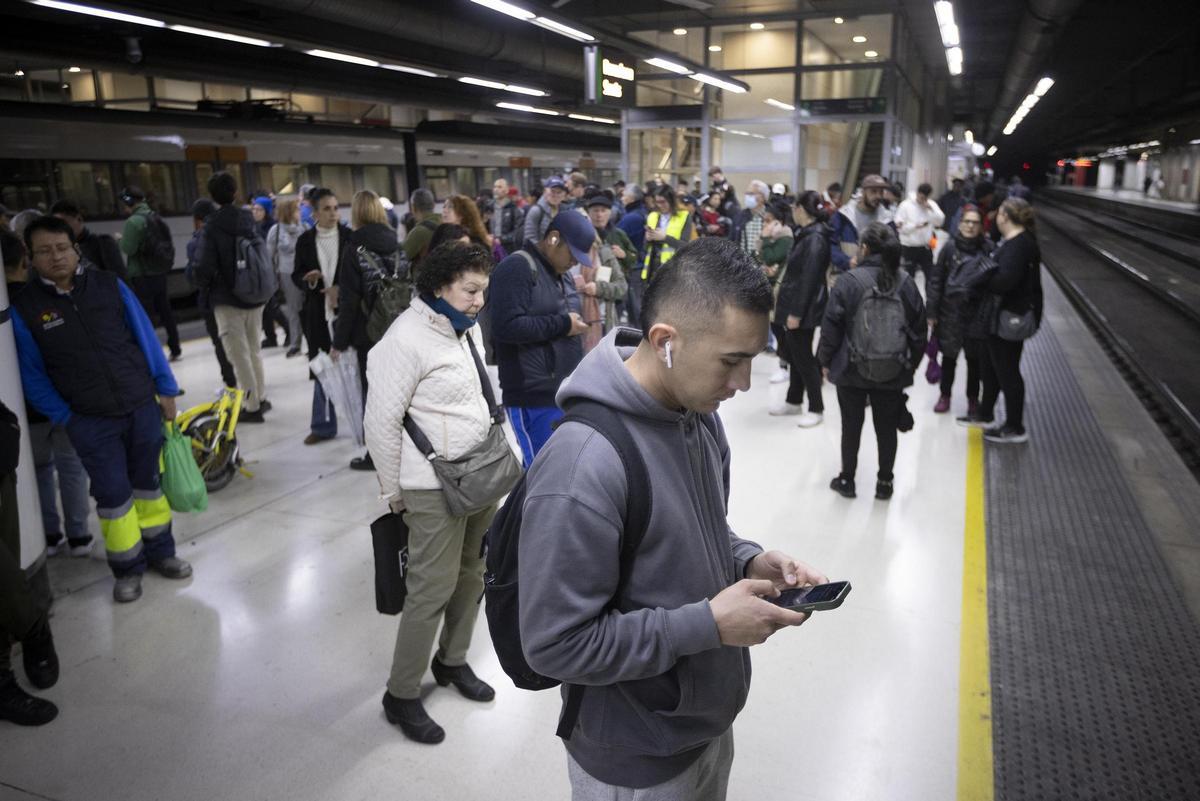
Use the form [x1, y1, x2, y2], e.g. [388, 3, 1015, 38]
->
[11, 216, 192, 603]
[489, 211, 593, 466]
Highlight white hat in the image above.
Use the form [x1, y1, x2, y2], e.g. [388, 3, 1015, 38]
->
[771, 182, 786, 195]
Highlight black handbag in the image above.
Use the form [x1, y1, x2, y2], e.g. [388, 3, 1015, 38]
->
[402, 333, 523, 517]
[370, 511, 409, 615]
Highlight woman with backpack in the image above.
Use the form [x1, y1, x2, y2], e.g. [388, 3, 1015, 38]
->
[266, 197, 306, 358]
[970, 197, 1042, 444]
[818, 223, 926, 500]
[772, 190, 832, 427]
[363, 243, 519, 745]
[926, 204, 994, 415]
[332, 190, 401, 471]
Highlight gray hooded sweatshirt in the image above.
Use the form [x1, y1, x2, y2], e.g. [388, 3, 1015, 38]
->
[519, 327, 763, 788]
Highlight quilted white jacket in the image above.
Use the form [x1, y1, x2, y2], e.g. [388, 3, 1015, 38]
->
[364, 297, 518, 502]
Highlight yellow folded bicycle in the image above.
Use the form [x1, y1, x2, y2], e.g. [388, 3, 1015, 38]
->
[175, 386, 251, 492]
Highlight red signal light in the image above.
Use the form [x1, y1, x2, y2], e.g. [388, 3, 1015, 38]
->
[1022, 162, 1031, 170]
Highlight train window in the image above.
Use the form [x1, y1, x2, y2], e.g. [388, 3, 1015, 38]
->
[453, 168, 478, 198]
[361, 165, 392, 198]
[253, 164, 307, 196]
[423, 167, 451, 201]
[120, 162, 185, 214]
[56, 162, 116, 217]
[0, 160, 51, 213]
[481, 168, 500, 192]
[320, 165, 354, 202]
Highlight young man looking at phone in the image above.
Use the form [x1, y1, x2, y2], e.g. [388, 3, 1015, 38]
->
[519, 238, 827, 800]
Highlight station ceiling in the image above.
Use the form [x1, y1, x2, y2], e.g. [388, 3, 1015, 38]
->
[2, 0, 1196, 170]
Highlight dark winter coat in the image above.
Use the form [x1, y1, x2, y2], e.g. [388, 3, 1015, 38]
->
[987, 230, 1042, 322]
[77, 227, 127, 282]
[817, 257, 927, 390]
[775, 221, 831, 330]
[194, 205, 262, 310]
[926, 232, 994, 355]
[496, 201, 526, 255]
[332, 223, 399, 353]
[292, 224, 352, 359]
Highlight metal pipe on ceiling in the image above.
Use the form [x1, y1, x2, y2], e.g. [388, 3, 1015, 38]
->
[984, 0, 1085, 141]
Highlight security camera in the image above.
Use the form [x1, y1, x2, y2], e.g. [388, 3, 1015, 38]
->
[125, 37, 142, 64]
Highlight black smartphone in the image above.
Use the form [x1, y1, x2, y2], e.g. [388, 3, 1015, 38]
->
[768, 581, 851, 613]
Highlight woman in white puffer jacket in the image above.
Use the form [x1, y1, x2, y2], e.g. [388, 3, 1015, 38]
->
[364, 242, 515, 746]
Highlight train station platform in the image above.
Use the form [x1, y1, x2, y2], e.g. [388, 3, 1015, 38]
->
[2, 272, 1200, 800]
[1046, 184, 1200, 216]
[1041, 185, 1199, 240]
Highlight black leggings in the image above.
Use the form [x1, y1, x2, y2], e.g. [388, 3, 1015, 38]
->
[979, 336, 1026, 430]
[837, 386, 903, 481]
[939, 339, 982, 401]
[784, 327, 824, 411]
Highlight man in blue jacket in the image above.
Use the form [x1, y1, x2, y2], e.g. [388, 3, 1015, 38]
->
[11, 216, 192, 603]
[489, 211, 592, 466]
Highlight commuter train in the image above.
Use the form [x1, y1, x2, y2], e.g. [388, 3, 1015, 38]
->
[0, 103, 620, 303]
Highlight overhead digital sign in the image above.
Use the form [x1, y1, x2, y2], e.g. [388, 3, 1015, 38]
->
[584, 46, 636, 108]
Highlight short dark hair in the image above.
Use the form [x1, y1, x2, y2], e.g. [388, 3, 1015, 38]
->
[917, 183, 933, 196]
[827, 182, 842, 193]
[49, 199, 83, 218]
[1, 229, 25, 270]
[428, 223, 467, 252]
[410, 188, 435, 214]
[311, 187, 336, 206]
[23, 214, 76, 252]
[640, 238, 772, 338]
[208, 171, 238, 205]
[414, 243, 493, 296]
[191, 198, 217, 221]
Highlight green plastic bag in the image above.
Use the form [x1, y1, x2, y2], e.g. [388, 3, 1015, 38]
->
[161, 421, 208, 513]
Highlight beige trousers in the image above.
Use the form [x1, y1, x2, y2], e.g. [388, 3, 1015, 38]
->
[213, 304, 267, 412]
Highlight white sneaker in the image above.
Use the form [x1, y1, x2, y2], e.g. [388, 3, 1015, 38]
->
[769, 367, 790, 384]
[796, 412, 824, 428]
[769, 402, 803, 416]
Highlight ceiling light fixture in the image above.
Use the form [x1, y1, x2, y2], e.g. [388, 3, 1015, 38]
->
[1002, 74, 1053, 136]
[749, 22, 765, 30]
[708, 45, 722, 52]
[645, 57, 691, 74]
[31, 0, 164, 27]
[673, 28, 687, 35]
[933, 2, 964, 76]
[986, 145, 997, 156]
[852, 35, 867, 43]
[834, 17, 844, 24]
[530, 16, 594, 42]
[864, 50, 878, 58]
[964, 129, 974, 143]
[691, 72, 747, 93]
[169, 24, 275, 47]
[765, 98, 795, 111]
[459, 76, 547, 96]
[381, 64, 441, 78]
[469, 0, 535, 20]
[568, 113, 617, 124]
[496, 101, 559, 116]
[1033, 76, 1055, 97]
[305, 49, 379, 67]
[15, 69, 25, 76]
[68, 66, 81, 72]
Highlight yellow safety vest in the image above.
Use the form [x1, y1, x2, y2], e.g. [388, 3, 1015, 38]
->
[642, 209, 691, 280]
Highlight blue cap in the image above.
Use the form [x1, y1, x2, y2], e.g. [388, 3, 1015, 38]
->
[548, 211, 595, 267]
[543, 176, 566, 190]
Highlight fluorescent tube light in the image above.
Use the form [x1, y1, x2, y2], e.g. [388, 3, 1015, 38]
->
[645, 57, 691, 74]
[1034, 77, 1055, 96]
[461, 76, 547, 96]
[460, 76, 507, 90]
[381, 64, 441, 78]
[470, 0, 535, 20]
[939, 23, 959, 47]
[169, 24, 275, 47]
[765, 98, 795, 111]
[32, 0, 164, 27]
[949, 61, 962, 76]
[568, 113, 617, 124]
[531, 16, 594, 42]
[933, 1, 955, 28]
[749, 22, 764, 30]
[986, 145, 997, 156]
[964, 129, 973, 143]
[305, 49, 378, 67]
[691, 72, 746, 93]
[496, 102, 559, 116]
[503, 84, 547, 96]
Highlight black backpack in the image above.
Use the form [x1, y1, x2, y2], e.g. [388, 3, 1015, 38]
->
[138, 211, 176, 274]
[846, 269, 911, 382]
[483, 399, 652, 740]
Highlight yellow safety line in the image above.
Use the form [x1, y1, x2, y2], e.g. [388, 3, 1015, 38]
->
[957, 427, 994, 800]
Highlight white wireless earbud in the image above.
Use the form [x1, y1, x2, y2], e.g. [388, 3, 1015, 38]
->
[664, 340, 673, 369]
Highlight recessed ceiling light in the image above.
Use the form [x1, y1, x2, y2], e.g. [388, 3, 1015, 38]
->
[864, 50, 878, 58]
[67, 66, 81, 72]
[749, 22, 765, 30]
[708, 44, 722, 52]
[834, 17, 844, 24]
[852, 35, 866, 43]
[673, 28, 687, 35]
[14, 69, 25, 76]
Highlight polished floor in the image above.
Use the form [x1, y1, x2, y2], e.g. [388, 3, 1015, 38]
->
[6, 315, 971, 800]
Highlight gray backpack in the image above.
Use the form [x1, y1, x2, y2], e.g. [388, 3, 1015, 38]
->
[847, 269, 910, 382]
[232, 232, 277, 305]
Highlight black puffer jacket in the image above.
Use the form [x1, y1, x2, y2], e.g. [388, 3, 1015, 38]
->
[817, 257, 927, 390]
[194, 205, 262, 309]
[332, 223, 399, 352]
[926, 231, 994, 355]
[776, 221, 831, 329]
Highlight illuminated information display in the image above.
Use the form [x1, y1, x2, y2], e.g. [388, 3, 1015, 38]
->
[584, 46, 636, 108]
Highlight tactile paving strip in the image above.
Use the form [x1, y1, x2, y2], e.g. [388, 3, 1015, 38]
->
[985, 323, 1200, 800]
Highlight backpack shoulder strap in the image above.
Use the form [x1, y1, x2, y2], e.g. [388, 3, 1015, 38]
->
[516, 249, 539, 281]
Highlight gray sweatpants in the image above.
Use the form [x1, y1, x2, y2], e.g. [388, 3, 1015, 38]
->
[567, 728, 734, 801]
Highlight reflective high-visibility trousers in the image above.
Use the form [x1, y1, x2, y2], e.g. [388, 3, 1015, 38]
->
[66, 400, 175, 578]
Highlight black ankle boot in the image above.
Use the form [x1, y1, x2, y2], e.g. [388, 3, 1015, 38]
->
[0, 671, 58, 727]
[875, 479, 894, 500]
[22, 615, 58, 690]
[829, 474, 856, 498]
[431, 656, 495, 702]
[382, 692, 444, 744]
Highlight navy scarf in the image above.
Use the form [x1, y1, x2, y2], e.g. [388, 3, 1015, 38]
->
[422, 293, 475, 335]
